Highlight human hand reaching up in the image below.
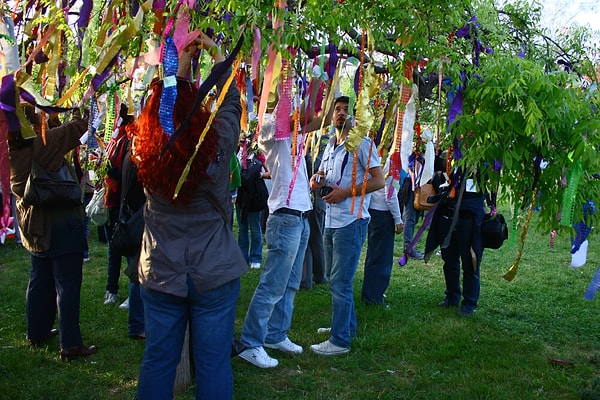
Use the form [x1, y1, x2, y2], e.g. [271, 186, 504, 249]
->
[177, 32, 225, 77]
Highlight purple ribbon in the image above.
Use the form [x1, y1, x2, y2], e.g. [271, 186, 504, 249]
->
[92, 55, 119, 92]
[0, 75, 21, 132]
[19, 89, 73, 113]
[328, 42, 338, 79]
[399, 201, 440, 266]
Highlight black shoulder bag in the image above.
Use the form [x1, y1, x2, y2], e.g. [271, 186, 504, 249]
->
[23, 158, 82, 208]
[481, 190, 508, 249]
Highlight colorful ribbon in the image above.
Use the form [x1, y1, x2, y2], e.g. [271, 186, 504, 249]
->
[584, 266, 600, 300]
[159, 36, 179, 137]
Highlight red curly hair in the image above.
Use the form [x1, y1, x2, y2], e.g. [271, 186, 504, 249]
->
[128, 79, 219, 204]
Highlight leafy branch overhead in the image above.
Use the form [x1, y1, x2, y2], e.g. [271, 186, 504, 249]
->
[6, 0, 600, 236]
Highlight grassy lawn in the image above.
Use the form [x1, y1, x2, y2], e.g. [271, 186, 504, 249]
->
[1, 210, 600, 399]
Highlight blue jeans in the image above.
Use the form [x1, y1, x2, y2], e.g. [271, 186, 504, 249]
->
[27, 252, 84, 348]
[324, 218, 368, 348]
[438, 196, 485, 311]
[241, 212, 309, 348]
[83, 191, 93, 259]
[128, 282, 144, 337]
[236, 208, 263, 264]
[138, 277, 240, 400]
[362, 210, 395, 304]
[104, 207, 128, 294]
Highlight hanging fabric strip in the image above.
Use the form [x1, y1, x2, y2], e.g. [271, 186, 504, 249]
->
[0, 74, 21, 133]
[503, 188, 538, 281]
[560, 160, 583, 227]
[251, 26, 261, 82]
[584, 266, 600, 300]
[401, 200, 442, 266]
[275, 55, 292, 140]
[20, 24, 56, 71]
[56, 68, 89, 106]
[257, 46, 278, 132]
[173, 58, 241, 199]
[345, 63, 377, 153]
[389, 62, 414, 181]
[104, 89, 117, 142]
[160, 30, 245, 157]
[435, 63, 443, 154]
[18, 87, 74, 113]
[159, 36, 179, 137]
[44, 29, 61, 101]
[90, 55, 119, 93]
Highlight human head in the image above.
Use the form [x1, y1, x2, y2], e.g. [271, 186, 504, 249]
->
[332, 96, 350, 131]
[128, 79, 219, 204]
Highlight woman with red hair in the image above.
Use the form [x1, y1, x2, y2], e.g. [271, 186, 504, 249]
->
[132, 32, 246, 400]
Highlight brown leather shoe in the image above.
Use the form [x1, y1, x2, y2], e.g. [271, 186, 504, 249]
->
[28, 328, 60, 348]
[59, 344, 98, 361]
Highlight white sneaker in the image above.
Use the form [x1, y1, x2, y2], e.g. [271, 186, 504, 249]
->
[239, 346, 278, 368]
[118, 297, 129, 310]
[103, 291, 119, 305]
[310, 340, 350, 356]
[250, 262, 261, 269]
[264, 337, 303, 354]
[317, 327, 331, 334]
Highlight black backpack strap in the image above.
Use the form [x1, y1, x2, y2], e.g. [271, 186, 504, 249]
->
[441, 167, 468, 249]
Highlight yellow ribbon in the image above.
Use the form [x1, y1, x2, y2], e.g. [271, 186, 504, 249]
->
[96, 22, 137, 74]
[44, 29, 61, 101]
[55, 67, 90, 106]
[503, 188, 538, 281]
[345, 62, 377, 153]
[173, 58, 242, 200]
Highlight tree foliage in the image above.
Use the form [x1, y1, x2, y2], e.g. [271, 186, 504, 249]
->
[7, 0, 600, 236]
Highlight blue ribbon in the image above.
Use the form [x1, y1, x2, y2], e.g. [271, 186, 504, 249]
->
[159, 36, 179, 137]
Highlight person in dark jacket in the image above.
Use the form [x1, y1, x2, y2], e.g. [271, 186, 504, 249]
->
[425, 168, 485, 317]
[131, 32, 246, 400]
[8, 107, 97, 361]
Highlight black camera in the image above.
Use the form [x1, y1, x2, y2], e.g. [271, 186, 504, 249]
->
[319, 186, 333, 197]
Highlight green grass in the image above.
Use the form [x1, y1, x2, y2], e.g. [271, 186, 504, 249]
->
[2, 211, 600, 399]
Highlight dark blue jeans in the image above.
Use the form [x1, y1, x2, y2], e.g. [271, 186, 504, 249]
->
[138, 277, 240, 400]
[128, 282, 144, 337]
[83, 191, 93, 259]
[235, 207, 263, 264]
[324, 218, 368, 348]
[104, 207, 129, 294]
[362, 209, 395, 304]
[27, 252, 84, 348]
[439, 196, 485, 311]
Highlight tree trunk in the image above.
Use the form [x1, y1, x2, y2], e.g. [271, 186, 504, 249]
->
[174, 324, 192, 395]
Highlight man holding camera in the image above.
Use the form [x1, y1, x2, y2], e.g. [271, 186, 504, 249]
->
[309, 96, 384, 355]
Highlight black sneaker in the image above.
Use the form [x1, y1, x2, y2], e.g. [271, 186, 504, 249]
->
[457, 306, 476, 317]
[437, 298, 459, 308]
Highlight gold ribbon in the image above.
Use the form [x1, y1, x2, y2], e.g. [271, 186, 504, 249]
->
[345, 62, 377, 153]
[503, 188, 538, 281]
[55, 67, 90, 106]
[173, 58, 242, 200]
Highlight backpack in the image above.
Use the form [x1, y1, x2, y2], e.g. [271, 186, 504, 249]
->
[238, 157, 268, 212]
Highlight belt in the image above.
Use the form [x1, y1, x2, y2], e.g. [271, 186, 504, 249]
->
[273, 207, 309, 218]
